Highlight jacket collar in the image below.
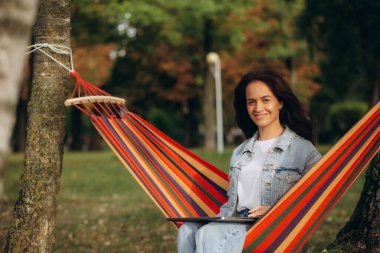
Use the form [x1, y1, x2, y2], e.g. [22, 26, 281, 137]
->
[243, 126, 296, 153]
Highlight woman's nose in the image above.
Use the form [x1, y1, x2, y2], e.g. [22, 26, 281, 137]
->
[255, 101, 263, 111]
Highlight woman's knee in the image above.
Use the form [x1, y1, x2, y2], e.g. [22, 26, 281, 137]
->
[194, 223, 248, 253]
[177, 222, 202, 252]
[178, 223, 201, 239]
[194, 223, 220, 245]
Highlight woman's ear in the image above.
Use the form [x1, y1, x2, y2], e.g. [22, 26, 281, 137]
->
[279, 102, 284, 110]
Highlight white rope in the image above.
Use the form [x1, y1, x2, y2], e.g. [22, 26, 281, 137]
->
[26, 43, 74, 72]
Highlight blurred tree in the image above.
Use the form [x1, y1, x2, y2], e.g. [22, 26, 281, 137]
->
[221, 0, 320, 132]
[336, 153, 380, 252]
[0, 1, 38, 198]
[108, 0, 250, 147]
[11, 58, 32, 153]
[299, 0, 380, 140]
[66, 0, 128, 150]
[69, 44, 119, 150]
[108, 0, 318, 147]
[71, 0, 129, 47]
[63, 0, 319, 150]
[299, 0, 380, 251]
[5, 0, 70, 251]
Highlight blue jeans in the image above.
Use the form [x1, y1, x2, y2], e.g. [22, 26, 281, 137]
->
[177, 222, 251, 253]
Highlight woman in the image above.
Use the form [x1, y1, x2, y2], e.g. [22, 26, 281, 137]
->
[177, 69, 322, 253]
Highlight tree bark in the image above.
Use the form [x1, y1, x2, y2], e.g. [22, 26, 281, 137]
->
[335, 153, 380, 252]
[203, 70, 216, 149]
[5, 0, 70, 252]
[202, 17, 216, 149]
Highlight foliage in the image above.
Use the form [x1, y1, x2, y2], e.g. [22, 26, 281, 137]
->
[299, 0, 380, 142]
[67, 0, 326, 147]
[327, 101, 368, 142]
[71, 0, 129, 46]
[107, 0, 321, 143]
[106, 0, 252, 145]
[145, 106, 185, 143]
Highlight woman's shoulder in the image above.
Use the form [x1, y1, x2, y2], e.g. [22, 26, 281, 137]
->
[291, 134, 317, 150]
[229, 137, 253, 166]
[290, 133, 321, 159]
[292, 134, 313, 145]
[232, 138, 251, 155]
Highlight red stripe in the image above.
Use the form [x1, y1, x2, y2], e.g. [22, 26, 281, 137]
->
[244, 109, 378, 249]
[115, 118, 204, 216]
[285, 132, 379, 252]
[126, 114, 228, 207]
[131, 113, 228, 180]
[92, 116, 177, 217]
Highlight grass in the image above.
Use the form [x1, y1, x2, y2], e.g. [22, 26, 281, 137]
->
[0, 145, 365, 252]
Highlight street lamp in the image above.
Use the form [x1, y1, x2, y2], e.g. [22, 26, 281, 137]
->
[206, 52, 224, 153]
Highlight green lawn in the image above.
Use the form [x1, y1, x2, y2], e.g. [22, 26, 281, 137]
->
[0, 145, 365, 252]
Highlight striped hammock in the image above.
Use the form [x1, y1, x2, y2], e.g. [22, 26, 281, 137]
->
[66, 71, 380, 252]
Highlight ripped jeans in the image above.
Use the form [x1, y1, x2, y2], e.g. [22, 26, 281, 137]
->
[176, 222, 251, 253]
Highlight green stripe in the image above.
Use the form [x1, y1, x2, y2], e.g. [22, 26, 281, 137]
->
[127, 116, 225, 207]
[114, 118, 195, 215]
[244, 119, 375, 251]
[293, 137, 379, 252]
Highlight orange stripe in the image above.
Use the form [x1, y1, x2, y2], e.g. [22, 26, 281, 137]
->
[121, 117, 219, 215]
[244, 104, 379, 249]
[124, 116, 226, 212]
[281, 133, 379, 252]
[93, 117, 179, 218]
[109, 118, 193, 216]
[130, 113, 228, 181]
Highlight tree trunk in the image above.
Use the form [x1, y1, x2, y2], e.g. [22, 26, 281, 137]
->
[0, 0, 38, 197]
[335, 153, 380, 252]
[203, 70, 216, 149]
[69, 108, 83, 150]
[88, 127, 104, 150]
[12, 54, 34, 152]
[5, 0, 70, 252]
[285, 57, 297, 90]
[202, 17, 216, 149]
[184, 98, 200, 147]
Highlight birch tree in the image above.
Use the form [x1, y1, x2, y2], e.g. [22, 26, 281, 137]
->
[5, 0, 70, 252]
[0, 0, 38, 198]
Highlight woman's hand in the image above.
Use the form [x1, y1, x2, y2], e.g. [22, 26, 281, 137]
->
[248, 206, 271, 218]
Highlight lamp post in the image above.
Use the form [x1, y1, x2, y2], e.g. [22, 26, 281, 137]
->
[206, 52, 224, 153]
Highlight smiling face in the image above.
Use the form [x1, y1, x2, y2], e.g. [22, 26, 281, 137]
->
[246, 80, 283, 134]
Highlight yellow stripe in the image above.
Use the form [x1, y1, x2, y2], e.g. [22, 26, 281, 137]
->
[266, 102, 379, 215]
[91, 121, 172, 218]
[95, 119, 188, 217]
[164, 141, 229, 190]
[108, 119, 191, 216]
[129, 113, 229, 190]
[121, 118, 217, 216]
[117, 118, 216, 216]
[275, 128, 379, 252]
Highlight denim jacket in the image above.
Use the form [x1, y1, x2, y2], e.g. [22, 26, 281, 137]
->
[218, 127, 321, 217]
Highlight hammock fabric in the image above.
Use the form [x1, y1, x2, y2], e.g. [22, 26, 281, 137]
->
[67, 71, 380, 252]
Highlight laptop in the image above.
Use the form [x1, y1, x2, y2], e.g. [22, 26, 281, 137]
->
[167, 217, 258, 224]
